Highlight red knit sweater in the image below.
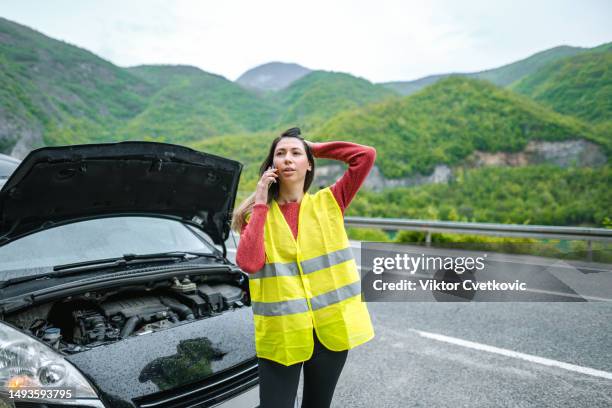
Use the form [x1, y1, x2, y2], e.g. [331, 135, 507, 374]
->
[236, 141, 376, 274]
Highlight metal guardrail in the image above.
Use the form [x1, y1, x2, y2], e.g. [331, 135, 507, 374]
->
[344, 216, 612, 261]
[228, 217, 611, 261]
[344, 217, 612, 241]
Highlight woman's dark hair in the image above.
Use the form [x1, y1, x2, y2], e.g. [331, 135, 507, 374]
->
[231, 127, 316, 233]
[281, 127, 302, 138]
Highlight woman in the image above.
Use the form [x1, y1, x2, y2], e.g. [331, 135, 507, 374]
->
[231, 127, 376, 408]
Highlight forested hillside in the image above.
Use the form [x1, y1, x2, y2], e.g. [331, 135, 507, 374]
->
[510, 43, 611, 129]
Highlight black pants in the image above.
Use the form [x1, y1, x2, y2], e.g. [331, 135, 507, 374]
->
[257, 329, 348, 408]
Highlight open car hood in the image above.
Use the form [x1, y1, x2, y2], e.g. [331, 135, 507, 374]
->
[0, 141, 242, 246]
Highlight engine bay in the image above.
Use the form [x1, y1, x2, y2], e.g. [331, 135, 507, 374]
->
[3, 272, 251, 354]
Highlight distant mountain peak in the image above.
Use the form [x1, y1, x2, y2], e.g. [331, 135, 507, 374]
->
[235, 61, 312, 92]
[379, 44, 589, 96]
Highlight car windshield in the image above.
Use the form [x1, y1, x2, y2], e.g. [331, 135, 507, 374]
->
[0, 216, 216, 272]
[0, 159, 18, 179]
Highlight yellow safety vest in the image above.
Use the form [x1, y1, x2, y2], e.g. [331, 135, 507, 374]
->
[246, 186, 375, 366]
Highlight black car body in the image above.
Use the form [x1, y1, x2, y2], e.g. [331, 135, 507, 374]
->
[0, 142, 259, 407]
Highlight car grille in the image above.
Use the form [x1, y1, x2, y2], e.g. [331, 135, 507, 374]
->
[132, 358, 259, 408]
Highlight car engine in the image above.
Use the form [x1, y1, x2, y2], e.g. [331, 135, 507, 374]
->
[3, 274, 250, 354]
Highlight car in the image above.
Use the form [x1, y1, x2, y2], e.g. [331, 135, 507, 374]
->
[0, 153, 21, 190]
[0, 141, 260, 408]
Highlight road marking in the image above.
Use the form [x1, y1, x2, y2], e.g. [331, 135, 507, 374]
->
[411, 329, 612, 380]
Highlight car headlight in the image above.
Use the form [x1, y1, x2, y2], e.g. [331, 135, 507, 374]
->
[0, 321, 99, 403]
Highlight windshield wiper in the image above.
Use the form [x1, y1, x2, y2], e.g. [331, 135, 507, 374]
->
[53, 251, 224, 272]
[0, 252, 226, 289]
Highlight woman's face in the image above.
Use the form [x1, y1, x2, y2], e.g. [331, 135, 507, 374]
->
[273, 137, 311, 184]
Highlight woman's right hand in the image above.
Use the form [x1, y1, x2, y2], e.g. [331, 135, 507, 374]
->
[254, 166, 278, 205]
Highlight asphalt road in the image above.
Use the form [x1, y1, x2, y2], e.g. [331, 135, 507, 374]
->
[326, 302, 612, 407]
[225, 238, 612, 407]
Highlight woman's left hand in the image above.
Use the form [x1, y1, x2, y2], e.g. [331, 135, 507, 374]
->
[304, 139, 314, 149]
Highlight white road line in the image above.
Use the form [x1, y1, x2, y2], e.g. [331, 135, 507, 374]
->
[411, 329, 612, 381]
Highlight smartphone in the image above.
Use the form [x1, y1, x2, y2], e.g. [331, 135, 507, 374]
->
[270, 164, 277, 185]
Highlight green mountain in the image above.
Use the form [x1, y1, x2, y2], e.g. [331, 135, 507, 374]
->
[267, 71, 400, 131]
[314, 76, 605, 178]
[189, 76, 605, 191]
[509, 43, 612, 125]
[121, 65, 281, 142]
[0, 18, 285, 151]
[381, 45, 587, 95]
[0, 17, 154, 153]
[118, 66, 401, 142]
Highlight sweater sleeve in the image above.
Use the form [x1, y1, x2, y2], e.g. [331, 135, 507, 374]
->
[310, 141, 376, 215]
[235, 203, 268, 274]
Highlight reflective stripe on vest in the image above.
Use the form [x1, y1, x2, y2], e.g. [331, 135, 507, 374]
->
[252, 280, 362, 316]
[250, 247, 354, 279]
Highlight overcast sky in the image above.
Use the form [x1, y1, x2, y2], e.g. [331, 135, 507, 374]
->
[2, 0, 611, 83]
